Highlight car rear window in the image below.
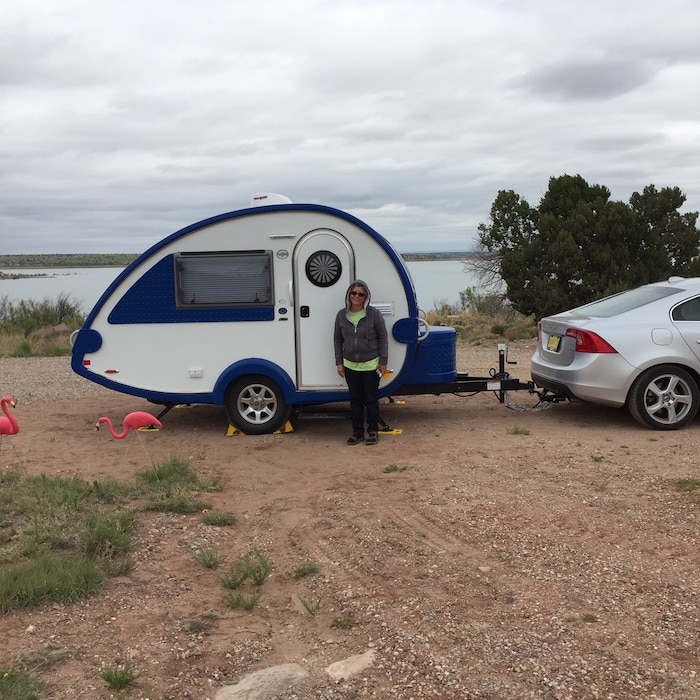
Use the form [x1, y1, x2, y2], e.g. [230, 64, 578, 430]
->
[574, 286, 682, 318]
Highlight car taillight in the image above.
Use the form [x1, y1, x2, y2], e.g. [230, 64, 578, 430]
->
[565, 328, 617, 353]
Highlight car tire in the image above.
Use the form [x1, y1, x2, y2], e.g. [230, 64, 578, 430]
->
[627, 365, 699, 430]
[224, 375, 291, 435]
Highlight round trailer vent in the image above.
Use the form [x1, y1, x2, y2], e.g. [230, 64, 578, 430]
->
[305, 250, 342, 287]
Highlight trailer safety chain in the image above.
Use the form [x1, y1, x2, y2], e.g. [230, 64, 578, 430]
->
[503, 391, 555, 412]
[486, 348, 569, 413]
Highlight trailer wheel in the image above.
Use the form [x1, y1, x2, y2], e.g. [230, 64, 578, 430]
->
[225, 375, 291, 435]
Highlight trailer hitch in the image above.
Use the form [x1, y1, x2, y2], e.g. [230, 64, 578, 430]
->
[503, 386, 569, 413]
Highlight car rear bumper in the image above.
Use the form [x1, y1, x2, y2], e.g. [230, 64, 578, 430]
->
[530, 373, 578, 400]
[531, 354, 633, 408]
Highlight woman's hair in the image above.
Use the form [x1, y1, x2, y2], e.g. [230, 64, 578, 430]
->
[345, 280, 370, 309]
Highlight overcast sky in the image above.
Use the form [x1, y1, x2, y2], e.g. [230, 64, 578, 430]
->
[2, 0, 699, 254]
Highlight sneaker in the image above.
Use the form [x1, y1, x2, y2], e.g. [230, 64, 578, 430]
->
[347, 434, 364, 445]
[365, 432, 378, 445]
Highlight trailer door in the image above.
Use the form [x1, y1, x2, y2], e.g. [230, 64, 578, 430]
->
[294, 230, 354, 389]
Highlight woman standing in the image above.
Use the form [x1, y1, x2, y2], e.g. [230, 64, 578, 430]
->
[334, 280, 388, 445]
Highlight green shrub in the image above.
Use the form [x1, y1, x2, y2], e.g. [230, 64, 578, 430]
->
[0, 294, 84, 357]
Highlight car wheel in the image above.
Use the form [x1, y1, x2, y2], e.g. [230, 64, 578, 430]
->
[627, 365, 699, 430]
[225, 375, 291, 435]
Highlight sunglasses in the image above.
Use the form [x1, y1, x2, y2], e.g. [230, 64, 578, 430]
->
[350, 291, 366, 297]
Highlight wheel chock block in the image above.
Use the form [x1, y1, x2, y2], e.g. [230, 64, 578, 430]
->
[225, 420, 295, 437]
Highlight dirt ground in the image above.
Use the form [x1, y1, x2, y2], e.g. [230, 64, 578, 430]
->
[1, 340, 699, 699]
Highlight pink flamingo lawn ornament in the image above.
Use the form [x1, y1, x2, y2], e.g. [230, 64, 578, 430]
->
[0, 396, 19, 457]
[0, 396, 19, 437]
[96, 410, 162, 461]
[96, 411, 162, 438]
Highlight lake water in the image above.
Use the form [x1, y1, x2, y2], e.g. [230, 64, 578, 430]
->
[0, 261, 479, 314]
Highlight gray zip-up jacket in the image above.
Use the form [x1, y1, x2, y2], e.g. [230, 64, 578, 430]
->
[333, 281, 388, 366]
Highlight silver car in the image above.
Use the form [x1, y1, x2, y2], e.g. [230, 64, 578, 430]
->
[531, 277, 700, 430]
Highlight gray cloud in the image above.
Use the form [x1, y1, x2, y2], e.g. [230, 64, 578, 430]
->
[521, 59, 654, 101]
[0, 0, 698, 254]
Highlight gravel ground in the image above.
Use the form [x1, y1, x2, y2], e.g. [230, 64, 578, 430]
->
[0, 356, 112, 403]
[1, 344, 699, 699]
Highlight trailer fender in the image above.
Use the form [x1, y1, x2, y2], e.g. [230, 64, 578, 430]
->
[212, 359, 296, 405]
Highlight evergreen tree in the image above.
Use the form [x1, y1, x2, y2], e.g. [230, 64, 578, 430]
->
[474, 175, 700, 318]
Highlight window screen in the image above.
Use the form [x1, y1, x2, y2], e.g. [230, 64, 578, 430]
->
[175, 251, 273, 307]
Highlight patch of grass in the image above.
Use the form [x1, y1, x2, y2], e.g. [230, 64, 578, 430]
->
[189, 547, 226, 569]
[81, 511, 137, 560]
[677, 478, 700, 492]
[0, 645, 70, 699]
[100, 661, 140, 690]
[0, 667, 46, 699]
[219, 548, 272, 609]
[293, 563, 320, 578]
[594, 481, 609, 492]
[186, 620, 207, 634]
[225, 590, 262, 610]
[185, 612, 219, 635]
[0, 554, 104, 612]
[17, 646, 72, 672]
[298, 595, 321, 615]
[137, 457, 217, 513]
[591, 454, 604, 463]
[246, 548, 273, 585]
[220, 565, 249, 590]
[201, 511, 237, 526]
[220, 548, 273, 589]
[138, 456, 199, 487]
[145, 496, 212, 514]
[331, 616, 357, 629]
[508, 425, 530, 435]
[383, 464, 407, 473]
[0, 456, 218, 612]
[581, 613, 598, 623]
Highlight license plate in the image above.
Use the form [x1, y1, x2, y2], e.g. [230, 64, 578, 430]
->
[547, 334, 561, 351]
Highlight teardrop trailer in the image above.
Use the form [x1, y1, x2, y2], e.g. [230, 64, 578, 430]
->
[71, 195, 548, 434]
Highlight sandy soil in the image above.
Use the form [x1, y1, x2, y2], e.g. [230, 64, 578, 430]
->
[1, 341, 699, 699]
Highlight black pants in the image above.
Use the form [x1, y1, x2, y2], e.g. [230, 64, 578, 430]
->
[344, 366, 380, 435]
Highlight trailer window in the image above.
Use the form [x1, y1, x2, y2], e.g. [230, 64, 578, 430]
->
[175, 252, 273, 307]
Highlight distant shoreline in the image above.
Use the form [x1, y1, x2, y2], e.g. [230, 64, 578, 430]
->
[0, 251, 476, 272]
[0, 254, 138, 270]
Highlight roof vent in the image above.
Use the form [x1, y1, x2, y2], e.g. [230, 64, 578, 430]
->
[250, 193, 293, 206]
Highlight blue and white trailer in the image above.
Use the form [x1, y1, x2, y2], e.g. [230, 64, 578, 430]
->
[71, 195, 534, 433]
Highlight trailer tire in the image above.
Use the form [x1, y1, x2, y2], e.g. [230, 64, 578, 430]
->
[225, 375, 291, 435]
